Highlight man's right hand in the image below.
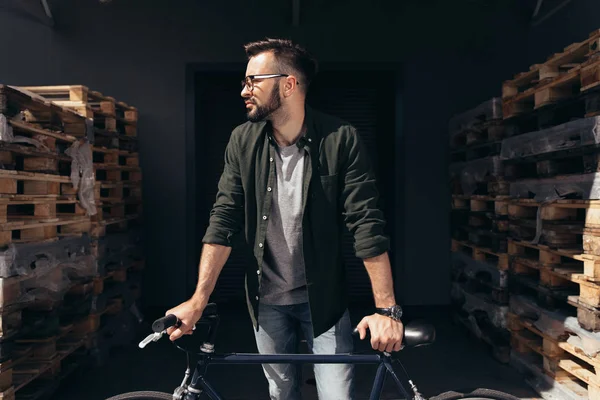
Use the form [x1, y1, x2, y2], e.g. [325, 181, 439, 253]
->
[165, 298, 206, 341]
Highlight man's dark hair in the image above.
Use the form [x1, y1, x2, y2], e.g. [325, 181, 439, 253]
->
[243, 38, 319, 92]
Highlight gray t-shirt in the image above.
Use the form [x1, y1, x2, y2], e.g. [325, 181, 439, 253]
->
[260, 142, 309, 305]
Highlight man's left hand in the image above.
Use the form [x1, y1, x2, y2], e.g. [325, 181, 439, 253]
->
[356, 314, 404, 353]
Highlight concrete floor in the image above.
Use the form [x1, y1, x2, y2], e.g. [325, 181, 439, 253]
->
[54, 303, 539, 399]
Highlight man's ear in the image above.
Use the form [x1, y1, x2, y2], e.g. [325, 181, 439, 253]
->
[283, 76, 298, 97]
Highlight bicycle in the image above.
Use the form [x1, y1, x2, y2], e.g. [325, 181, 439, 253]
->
[106, 303, 519, 400]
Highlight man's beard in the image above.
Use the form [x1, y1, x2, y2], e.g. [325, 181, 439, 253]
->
[247, 86, 282, 122]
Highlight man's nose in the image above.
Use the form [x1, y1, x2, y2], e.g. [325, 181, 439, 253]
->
[241, 85, 251, 97]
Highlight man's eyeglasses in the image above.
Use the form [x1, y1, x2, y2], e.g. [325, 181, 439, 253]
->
[241, 74, 291, 91]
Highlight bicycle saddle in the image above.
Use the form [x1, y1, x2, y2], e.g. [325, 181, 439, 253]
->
[404, 320, 436, 348]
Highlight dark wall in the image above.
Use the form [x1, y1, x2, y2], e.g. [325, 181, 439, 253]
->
[2, 0, 587, 308]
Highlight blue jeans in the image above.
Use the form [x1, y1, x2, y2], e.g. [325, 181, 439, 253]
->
[254, 302, 354, 400]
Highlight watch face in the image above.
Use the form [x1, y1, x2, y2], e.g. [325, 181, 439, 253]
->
[391, 306, 402, 320]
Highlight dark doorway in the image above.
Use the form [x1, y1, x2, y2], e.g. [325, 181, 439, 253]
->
[190, 66, 400, 305]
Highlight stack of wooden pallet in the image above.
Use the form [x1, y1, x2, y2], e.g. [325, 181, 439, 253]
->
[0, 85, 97, 400]
[450, 28, 600, 400]
[0, 84, 144, 399]
[17, 85, 145, 368]
[448, 96, 512, 363]
[499, 29, 600, 400]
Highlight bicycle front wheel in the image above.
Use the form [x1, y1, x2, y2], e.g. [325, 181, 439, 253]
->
[429, 388, 520, 400]
[105, 391, 175, 400]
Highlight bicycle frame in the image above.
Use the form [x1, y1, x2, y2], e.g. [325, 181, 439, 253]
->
[183, 351, 416, 400]
[144, 308, 429, 400]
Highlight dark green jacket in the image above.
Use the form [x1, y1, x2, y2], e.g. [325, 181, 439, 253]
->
[202, 105, 390, 337]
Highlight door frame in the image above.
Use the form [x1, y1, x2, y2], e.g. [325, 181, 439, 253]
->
[184, 61, 406, 302]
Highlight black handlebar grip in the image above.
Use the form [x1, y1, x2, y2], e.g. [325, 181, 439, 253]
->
[153, 314, 181, 332]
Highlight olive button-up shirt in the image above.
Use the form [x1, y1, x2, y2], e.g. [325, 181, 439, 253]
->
[202, 106, 390, 338]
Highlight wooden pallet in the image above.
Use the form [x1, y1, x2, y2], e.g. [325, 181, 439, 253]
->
[93, 130, 138, 152]
[17, 85, 138, 137]
[509, 311, 600, 399]
[452, 310, 510, 363]
[509, 171, 600, 201]
[509, 268, 600, 334]
[504, 146, 600, 181]
[452, 195, 510, 214]
[0, 86, 89, 138]
[0, 214, 91, 247]
[91, 215, 141, 238]
[450, 120, 506, 149]
[509, 239, 600, 281]
[510, 253, 600, 309]
[0, 198, 87, 223]
[93, 164, 141, 183]
[450, 141, 502, 163]
[93, 200, 142, 223]
[507, 202, 600, 255]
[453, 225, 508, 253]
[0, 170, 70, 197]
[449, 158, 508, 197]
[452, 270, 509, 308]
[502, 30, 600, 117]
[503, 86, 600, 143]
[451, 239, 509, 270]
[3, 119, 79, 154]
[452, 195, 510, 234]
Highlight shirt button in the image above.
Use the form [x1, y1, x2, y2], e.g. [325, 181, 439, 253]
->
[255, 296, 259, 300]
[256, 270, 261, 275]
[262, 215, 267, 220]
[269, 157, 273, 162]
[267, 187, 272, 192]
[308, 138, 312, 142]
[258, 243, 263, 248]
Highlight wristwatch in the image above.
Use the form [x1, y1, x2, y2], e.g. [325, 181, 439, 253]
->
[375, 305, 403, 322]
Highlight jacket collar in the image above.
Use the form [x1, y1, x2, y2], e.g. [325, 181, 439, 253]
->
[265, 104, 317, 150]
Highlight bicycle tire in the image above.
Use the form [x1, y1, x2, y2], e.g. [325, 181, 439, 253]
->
[105, 391, 175, 400]
[429, 387, 520, 400]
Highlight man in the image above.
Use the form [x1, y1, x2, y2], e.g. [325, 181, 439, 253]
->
[166, 38, 404, 399]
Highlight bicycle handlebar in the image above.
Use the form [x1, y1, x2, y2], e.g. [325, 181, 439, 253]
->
[152, 303, 434, 350]
[153, 314, 181, 332]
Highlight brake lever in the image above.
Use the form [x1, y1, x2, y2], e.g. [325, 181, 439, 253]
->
[139, 319, 196, 349]
[139, 331, 165, 348]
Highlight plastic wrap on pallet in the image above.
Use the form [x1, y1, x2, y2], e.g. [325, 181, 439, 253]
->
[2, 236, 91, 278]
[0, 114, 14, 143]
[451, 252, 507, 288]
[500, 116, 600, 160]
[0, 245, 21, 278]
[61, 255, 99, 279]
[448, 97, 502, 135]
[65, 140, 97, 216]
[510, 351, 582, 400]
[85, 118, 94, 144]
[533, 312, 571, 340]
[510, 294, 575, 339]
[11, 136, 51, 152]
[451, 282, 505, 330]
[510, 173, 600, 201]
[22, 263, 71, 305]
[509, 294, 543, 320]
[460, 286, 507, 329]
[564, 317, 600, 358]
[457, 157, 503, 195]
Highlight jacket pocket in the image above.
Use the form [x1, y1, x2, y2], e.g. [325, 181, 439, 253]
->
[319, 174, 338, 208]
